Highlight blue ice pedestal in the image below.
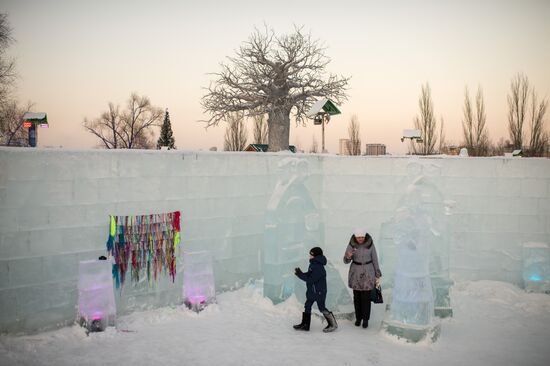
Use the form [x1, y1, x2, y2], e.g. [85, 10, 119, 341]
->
[522, 242, 550, 293]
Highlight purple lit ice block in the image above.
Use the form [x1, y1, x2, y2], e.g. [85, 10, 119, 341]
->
[183, 251, 216, 312]
[77, 260, 116, 331]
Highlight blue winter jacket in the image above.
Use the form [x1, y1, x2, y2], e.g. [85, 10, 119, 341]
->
[296, 255, 327, 300]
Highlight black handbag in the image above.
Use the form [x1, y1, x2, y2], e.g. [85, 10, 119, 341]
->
[371, 284, 383, 304]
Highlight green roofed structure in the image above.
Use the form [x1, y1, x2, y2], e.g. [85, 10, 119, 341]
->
[306, 98, 342, 153]
[244, 144, 297, 153]
[22, 112, 48, 147]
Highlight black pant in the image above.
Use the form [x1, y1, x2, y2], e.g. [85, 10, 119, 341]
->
[353, 290, 372, 321]
[304, 293, 328, 314]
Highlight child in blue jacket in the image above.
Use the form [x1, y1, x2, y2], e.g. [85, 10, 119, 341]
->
[293, 247, 338, 332]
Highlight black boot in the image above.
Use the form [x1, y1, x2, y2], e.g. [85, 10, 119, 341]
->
[322, 311, 338, 333]
[293, 312, 311, 331]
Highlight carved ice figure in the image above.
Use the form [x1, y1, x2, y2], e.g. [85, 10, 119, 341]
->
[390, 204, 435, 325]
[263, 157, 321, 303]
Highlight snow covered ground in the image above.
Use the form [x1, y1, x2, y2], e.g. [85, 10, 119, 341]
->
[1, 280, 549, 366]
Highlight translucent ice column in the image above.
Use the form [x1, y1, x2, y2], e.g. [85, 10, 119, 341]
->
[263, 157, 322, 303]
[522, 242, 550, 293]
[390, 206, 435, 325]
[183, 250, 216, 312]
[77, 260, 116, 332]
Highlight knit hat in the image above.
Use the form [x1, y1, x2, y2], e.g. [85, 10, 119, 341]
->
[353, 228, 367, 238]
[309, 247, 323, 257]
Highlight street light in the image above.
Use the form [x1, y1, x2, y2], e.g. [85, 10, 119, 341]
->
[306, 98, 341, 153]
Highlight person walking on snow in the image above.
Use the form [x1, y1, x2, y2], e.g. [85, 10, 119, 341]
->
[344, 228, 382, 328]
[293, 247, 338, 333]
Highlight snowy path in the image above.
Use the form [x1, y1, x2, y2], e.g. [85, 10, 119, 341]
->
[1, 280, 549, 366]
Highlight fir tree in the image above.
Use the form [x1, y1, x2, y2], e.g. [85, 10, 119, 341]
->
[157, 109, 176, 149]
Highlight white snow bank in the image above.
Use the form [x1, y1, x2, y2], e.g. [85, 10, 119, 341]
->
[1, 280, 549, 366]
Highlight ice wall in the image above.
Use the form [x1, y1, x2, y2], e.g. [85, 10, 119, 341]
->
[1, 148, 549, 334]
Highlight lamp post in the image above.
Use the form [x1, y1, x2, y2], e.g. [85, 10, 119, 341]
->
[307, 98, 341, 153]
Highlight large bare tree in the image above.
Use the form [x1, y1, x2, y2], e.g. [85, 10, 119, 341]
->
[507, 73, 530, 150]
[223, 112, 248, 151]
[83, 93, 163, 149]
[347, 114, 361, 155]
[412, 83, 437, 155]
[0, 13, 16, 107]
[202, 25, 349, 152]
[527, 89, 548, 156]
[252, 113, 268, 144]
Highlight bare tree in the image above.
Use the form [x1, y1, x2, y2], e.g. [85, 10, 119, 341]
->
[474, 87, 490, 156]
[507, 73, 530, 150]
[0, 13, 16, 106]
[0, 100, 33, 146]
[347, 114, 361, 155]
[462, 87, 474, 151]
[528, 89, 548, 156]
[412, 83, 437, 155]
[463, 86, 490, 156]
[252, 113, 268, 144]
[202, 25, 349, 152]
[438, 117, 446, 154]
[309, 135, 318, 153]
[224, 112, 248, 151]
[83, 93, 163, 149]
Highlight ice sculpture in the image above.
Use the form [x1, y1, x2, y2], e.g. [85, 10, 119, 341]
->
[381, 161, 445, 342]
[183, 250, 216, 312]
[263, 157, 321, 303]
[522, 242, 550, 293]
[390, 206, 434, 325]
[379, 161, 452, 318]
[77, 260, 116, 332]
[262, 157, 352, 312]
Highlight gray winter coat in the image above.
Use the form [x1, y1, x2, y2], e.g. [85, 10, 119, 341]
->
[343, 235, 382, 291]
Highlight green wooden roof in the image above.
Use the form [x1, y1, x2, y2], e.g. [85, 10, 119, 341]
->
[245, 144, 296, 153]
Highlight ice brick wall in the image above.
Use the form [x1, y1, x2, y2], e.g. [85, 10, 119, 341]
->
[321, 156, 550, 287]
[1, 148, 549, 334]
[0, 148, 324, 333]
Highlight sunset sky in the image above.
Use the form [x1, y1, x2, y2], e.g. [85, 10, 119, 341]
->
[3, 0, 550, 154]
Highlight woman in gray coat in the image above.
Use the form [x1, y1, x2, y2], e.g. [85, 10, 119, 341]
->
[343, 228, 382, 328]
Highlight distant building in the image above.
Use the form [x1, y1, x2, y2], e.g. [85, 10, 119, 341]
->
[244, 144, 296, 153]
[339, 139, 351, 155]
[364, 143, 386, 156]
